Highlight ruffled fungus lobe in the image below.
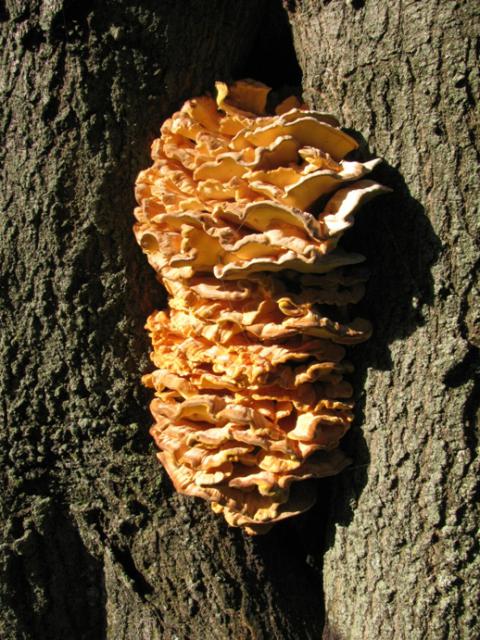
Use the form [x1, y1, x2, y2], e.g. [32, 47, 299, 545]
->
[134, 79, 389, 534]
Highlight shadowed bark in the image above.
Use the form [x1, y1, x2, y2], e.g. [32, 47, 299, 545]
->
[1, 0, 478, 639]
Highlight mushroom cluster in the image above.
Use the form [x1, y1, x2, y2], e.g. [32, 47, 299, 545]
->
[134, 80, 388, 534]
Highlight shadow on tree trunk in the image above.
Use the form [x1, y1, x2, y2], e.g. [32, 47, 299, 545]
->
[316, 154, 442, 540]
[2, 500, 107, 639]
[253, 155, 440, 634]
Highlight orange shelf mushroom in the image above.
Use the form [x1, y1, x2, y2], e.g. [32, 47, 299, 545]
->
[134, 79, 390, 534]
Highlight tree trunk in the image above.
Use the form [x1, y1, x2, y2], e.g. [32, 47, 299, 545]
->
[286, 1, 480, 638]
[0, 1, 478, 640]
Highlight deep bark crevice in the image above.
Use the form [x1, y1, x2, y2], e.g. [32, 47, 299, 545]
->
[236, 0, 303, 90]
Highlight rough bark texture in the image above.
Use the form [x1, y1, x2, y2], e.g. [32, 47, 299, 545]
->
[286, 1, 480, 638]
[0, 0, 478, 639]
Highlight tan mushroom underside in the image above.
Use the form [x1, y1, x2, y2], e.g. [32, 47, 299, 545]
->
[134, 79, 389, 533]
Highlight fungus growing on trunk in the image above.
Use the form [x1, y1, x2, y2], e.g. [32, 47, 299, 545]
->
[134, 79, 389, 534]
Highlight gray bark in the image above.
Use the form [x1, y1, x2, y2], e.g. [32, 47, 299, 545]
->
[1, 0, 478, 639]
[286, 1, 480, 638]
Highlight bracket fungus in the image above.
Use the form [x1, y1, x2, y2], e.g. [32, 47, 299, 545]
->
[134, 79, 390, 534]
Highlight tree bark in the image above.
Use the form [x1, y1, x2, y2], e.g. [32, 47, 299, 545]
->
[0, 1, 478, 639]
[286, 1, 480, 638]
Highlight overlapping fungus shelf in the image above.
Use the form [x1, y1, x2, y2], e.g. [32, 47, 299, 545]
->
[134, 79, 389, 534]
